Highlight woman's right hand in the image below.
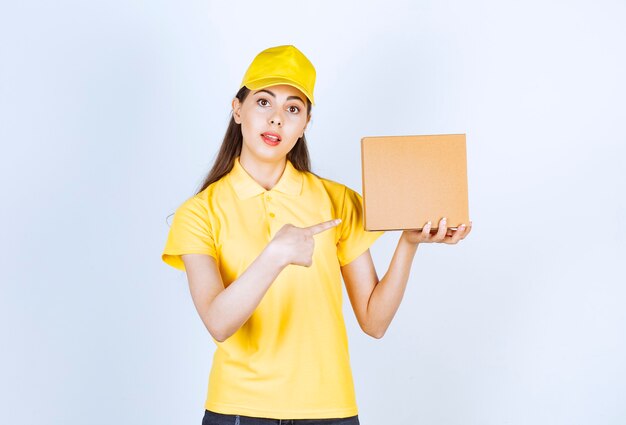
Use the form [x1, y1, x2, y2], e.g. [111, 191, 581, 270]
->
[267, 219, 342, 268]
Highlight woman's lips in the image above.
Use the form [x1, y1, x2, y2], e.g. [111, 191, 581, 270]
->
[261, 134, 281, 146]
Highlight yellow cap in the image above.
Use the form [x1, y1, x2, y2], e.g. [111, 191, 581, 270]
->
[240, 45, 316, 105]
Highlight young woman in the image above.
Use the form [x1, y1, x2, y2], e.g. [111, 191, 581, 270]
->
[162, 45, 471, 425]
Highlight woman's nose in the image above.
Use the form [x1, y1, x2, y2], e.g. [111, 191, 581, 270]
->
[269, 112, 282, 126]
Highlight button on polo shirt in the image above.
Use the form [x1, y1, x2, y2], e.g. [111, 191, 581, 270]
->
[162, 156, 384, 419]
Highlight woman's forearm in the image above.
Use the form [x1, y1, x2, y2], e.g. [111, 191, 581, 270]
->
[205, 245, 286, 342]
[366, 233, 419, 338]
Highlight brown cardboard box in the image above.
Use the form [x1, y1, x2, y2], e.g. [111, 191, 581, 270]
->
[361, 134, 470, 231]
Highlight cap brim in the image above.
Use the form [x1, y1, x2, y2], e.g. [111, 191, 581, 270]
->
[243, 77, 315, 105]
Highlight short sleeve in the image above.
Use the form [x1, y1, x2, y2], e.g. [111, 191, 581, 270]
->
[162, 196, 217, 272]
[336, 186, 385, 267]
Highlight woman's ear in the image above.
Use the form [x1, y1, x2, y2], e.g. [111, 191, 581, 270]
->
[232, 98, 242, 124]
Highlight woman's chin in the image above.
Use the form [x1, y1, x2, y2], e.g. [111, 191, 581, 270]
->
[243, 141, 294, 161]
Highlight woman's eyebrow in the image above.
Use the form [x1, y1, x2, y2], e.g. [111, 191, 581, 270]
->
[255, 89, 305, 105]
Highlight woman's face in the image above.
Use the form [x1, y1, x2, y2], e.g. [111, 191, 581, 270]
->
[232, 84, 310, 163]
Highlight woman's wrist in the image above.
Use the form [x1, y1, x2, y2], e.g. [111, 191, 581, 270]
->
[400, 230, 420, 248]
[263, 241, 289, 270]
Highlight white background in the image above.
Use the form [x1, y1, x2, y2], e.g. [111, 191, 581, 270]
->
[1, 1, 625, 424]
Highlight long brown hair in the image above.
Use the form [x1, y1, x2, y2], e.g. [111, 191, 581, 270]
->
[194, 86, 316, 195]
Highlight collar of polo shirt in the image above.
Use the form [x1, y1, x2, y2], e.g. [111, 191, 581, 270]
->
[228, 156, 304, 200]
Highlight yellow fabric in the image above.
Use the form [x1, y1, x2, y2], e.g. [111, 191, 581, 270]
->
[162, 156, 384, 419]
[240, 44, 316, 105]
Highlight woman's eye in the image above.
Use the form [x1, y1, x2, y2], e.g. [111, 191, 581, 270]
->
[288, 106, 300, 113]
[257, 98, 270, 107]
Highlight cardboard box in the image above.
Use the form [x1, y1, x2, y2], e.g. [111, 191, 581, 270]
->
[361, 134, 470, 231]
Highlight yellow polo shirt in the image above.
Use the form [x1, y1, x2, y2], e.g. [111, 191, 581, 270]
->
[162, 156, 384, 419]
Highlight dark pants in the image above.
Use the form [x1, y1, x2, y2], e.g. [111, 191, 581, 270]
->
[202, 409, 360, 425]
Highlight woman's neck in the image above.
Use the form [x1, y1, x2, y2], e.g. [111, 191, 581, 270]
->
[238, 153, 287, 191]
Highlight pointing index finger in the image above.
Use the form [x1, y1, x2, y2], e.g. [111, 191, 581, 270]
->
[306, 219, 342, 235]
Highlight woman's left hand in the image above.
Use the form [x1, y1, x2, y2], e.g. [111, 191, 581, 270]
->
[402, 217, 472, 245]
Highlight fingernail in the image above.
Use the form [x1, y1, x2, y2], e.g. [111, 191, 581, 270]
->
[335, 219, 342, 224]
[442, 217, 447, 222]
